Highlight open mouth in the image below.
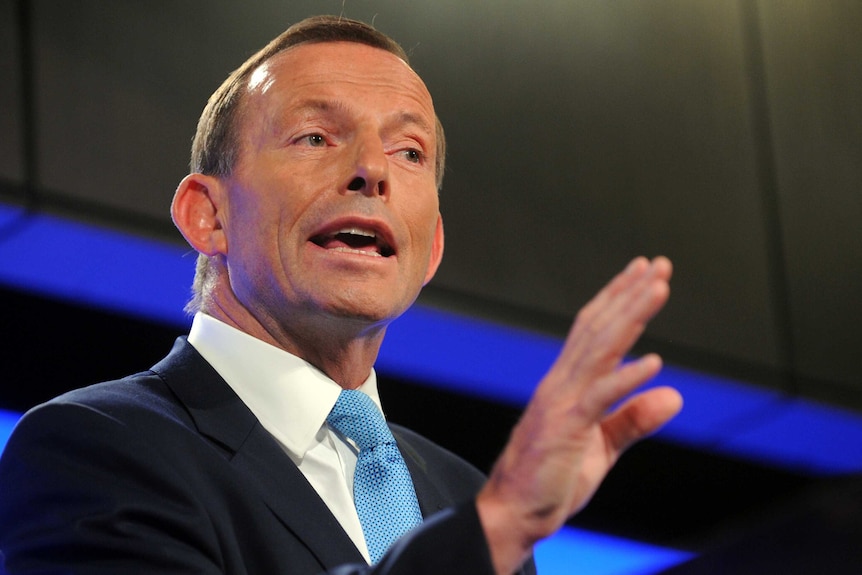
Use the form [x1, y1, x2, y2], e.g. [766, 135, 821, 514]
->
[310, 227, 395, 258]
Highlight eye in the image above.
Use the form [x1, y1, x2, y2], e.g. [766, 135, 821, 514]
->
[402, 148, 424, 164]
[300, 134, 326, 147]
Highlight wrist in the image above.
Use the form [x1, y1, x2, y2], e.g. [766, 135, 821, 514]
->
[475, 486, 536, 575]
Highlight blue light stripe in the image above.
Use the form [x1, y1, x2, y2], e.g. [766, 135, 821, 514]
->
[0, 206, 193, 327]
[2, 203, 862, 476]
[0, 409, 18, 456]
[379, 303, 862, 475]
[535, 527, 694, 575]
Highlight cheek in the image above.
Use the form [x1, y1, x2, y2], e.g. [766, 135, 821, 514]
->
[224, 197, 285, 279]
[406, 204, 440, 258]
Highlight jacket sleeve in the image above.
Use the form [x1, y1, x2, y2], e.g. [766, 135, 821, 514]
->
[338, 504, 537, 575]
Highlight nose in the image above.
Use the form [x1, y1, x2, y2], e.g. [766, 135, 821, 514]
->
[345, 131, 388, 198]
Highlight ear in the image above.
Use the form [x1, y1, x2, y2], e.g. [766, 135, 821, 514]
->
[171, 173, 229, 257]
[422, 214, 445, 285]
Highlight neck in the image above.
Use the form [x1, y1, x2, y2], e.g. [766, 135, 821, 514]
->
[272, 315, 387, 389]
[203, 288, 387, 390]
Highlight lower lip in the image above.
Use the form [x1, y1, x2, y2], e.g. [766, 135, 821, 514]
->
[326, 246, 385, 257]
[308, 242, 396, 262]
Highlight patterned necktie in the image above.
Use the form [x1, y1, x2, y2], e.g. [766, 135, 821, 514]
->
[326, 389, 423, 563]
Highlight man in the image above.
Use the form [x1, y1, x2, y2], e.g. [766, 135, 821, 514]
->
[0, 16, 681, 575]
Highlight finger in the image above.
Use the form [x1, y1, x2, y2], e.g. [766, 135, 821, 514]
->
[601, 384, 683, 455]
[566, 257, 670, 359]
[599, 272, 670, 361]
[575, 351, 664, 421]
[582, 256, 672, 324]
[570, 257, 652, 335]
[554, 258, 671, 382]
[551, 260, 646, 377]
[588, 257, 672, 335]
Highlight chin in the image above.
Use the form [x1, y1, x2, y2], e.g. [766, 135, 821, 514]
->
[320, 292, 413, 327]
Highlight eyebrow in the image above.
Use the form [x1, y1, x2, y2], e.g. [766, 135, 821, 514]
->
[293, 98, 349, 116]
[292, 99, 434, 137]
[393, 111, 434, 139]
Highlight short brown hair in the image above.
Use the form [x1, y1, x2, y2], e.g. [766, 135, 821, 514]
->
[184, 16, 446, 314]
[191, 15, 445, 184]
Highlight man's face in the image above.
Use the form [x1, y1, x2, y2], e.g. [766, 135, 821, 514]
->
[219, 41, 444, 334]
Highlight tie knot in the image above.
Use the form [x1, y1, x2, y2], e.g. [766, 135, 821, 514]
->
[326, 390, 393, 450]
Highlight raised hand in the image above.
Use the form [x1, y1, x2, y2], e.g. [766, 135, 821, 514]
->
[477, 256, 683, 574]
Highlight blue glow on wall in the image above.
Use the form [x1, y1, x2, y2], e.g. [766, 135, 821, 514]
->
[2, 202, 862, 478]
[0, 205, 194, 327]
[0, 410, 18, 456]
[380, 303, 862, 476]
[535, 527, 694, 575]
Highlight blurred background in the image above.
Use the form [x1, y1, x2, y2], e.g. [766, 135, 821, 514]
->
[1, 1, 860, 573]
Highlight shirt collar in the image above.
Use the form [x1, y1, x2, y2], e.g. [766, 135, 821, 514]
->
[187, 312, 383, 460]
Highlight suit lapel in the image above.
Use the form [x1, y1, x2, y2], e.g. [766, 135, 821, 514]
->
[152, 338, 365, 569]
[391, 427, 452, 519]
[230, 424, 365, 567]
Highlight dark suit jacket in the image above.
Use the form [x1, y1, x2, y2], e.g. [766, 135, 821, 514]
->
[0, 338, 536, 574]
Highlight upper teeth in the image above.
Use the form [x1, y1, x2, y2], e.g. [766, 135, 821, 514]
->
[335, 227, 376, 238]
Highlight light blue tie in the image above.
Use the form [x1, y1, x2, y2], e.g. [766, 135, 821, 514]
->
[326, 389, 423, 563]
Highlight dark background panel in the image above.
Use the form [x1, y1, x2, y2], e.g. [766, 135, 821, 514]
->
[423, 1, 783, 374]
[2, 0, 857, 406]
[0, 0, 24, 183]
[2, 0, 861, 561]
[32, 0, 239, 223]
[758, 0, 862, 394]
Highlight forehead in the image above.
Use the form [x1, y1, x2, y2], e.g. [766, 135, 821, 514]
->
[242, 41, 435, 128]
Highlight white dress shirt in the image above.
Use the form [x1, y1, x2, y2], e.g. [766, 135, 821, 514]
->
[187, 312, 380, 563]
